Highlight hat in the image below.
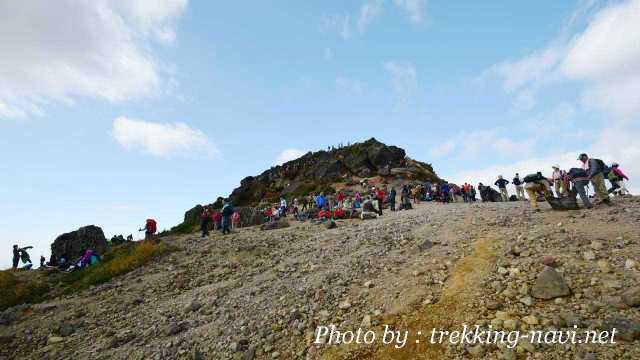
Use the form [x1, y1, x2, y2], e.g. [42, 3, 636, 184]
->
[552, 165, 559, 169]
[578, 153, 588, 160]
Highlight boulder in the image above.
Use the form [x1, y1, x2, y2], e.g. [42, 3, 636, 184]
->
[531, 267, 571, 300]
[51, 225, 107, 261]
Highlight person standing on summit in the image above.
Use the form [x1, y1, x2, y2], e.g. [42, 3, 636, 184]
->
[512, 173, 525, 200]
[495, 176, 510, 202]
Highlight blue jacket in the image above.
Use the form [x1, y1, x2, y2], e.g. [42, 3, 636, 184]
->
[315, 195, 325, 207]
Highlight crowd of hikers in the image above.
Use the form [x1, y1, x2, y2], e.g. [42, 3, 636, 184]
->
[10, 218, 160, 272]
[256, 180, 479, 225]
[487, 153, 631, 211]
[9, 152, 632, 271]
[199, 199, 237, 238]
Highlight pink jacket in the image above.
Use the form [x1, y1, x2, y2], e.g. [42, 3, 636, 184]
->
[613, 167, 629, 180]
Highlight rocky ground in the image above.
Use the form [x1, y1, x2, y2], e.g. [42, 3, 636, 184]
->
[1, 197, 640, 359]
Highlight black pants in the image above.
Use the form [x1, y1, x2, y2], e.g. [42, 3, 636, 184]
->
[377, 199, 383, 215]
[200, 219, 210, 237]
[390, 200, 395, 211]
[222, 217, 231, 234]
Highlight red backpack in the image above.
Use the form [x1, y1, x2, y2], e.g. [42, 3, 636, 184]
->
[146, 219, 157, 234]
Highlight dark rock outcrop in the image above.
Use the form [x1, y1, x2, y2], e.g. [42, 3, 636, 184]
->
[229, 138, 441, 206]
[171, 138, 442, 233]
[51, 225, 107, 260]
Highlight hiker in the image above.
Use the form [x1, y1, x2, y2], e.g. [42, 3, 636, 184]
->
[494, 176, 510, 202]
[46, 254, 58, 267]
[513, 173, 525, 200]
[139, 218, 157, 241]
[126, 234, 133, 242]
[231, 211, 241, 229]
[12, 245, 20, 269]
[440, 182, 450, 203]
[469, 185, 477, 202]
[279, 197, 287, 217]
[40, 255, 45, 268]
[608, 163, 631, 196]
[568, 167, 592, 209]
[12, 245, 33, 269]
[523, 172, 552, 211]
[578, 153, 611, 206]
[200, 207, 211, 238]
[315, 193, 326, 209]
[388, 187, 397, 211]
[551, 166, 567, 197]
[212, 210, 222, 230]
[336, 191, 345, 207]
[221, 199, 234, 235]
[375, 187, 385, 216]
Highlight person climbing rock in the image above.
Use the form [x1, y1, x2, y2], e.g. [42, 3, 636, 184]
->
[568, 167, 592, 209]
[578, 153, 611, 206]
[523, 172, 552, 211]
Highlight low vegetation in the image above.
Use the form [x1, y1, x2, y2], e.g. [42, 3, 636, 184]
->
[0, 241, 174, 311]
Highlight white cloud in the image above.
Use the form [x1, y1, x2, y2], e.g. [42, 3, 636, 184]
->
[561, 0, 640, 117]
[392, 0, 425, 24]
[430, 129, 536, 160]
[0, 0, 187, 119]
[357, 0, 384, 32]
[384, 61, 418, 103]
[336, 77, 366, 96]
[112, 116, 214, 157]
[275, 149, 307, 165]
[321, 0, 424, 39]
[484, 0, 640, 118]
[320, 14, 352, 40]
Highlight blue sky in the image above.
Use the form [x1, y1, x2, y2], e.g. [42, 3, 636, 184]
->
[2, 0, 639, 268]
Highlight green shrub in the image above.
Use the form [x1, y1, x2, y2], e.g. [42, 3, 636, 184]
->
[61, 241, 174, 292]
[0, 271, 49, 311]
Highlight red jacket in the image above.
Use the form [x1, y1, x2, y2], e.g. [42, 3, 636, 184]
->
[376, 190, 385, 201]
[212, 212, 222, 221]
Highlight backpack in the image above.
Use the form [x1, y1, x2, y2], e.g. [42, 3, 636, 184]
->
[146, 219, 157, 234]
[523, 173, 544, 183]
[568, 168, 587, 179]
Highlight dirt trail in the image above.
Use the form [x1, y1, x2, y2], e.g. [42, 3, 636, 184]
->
[323, 233, 500, 360]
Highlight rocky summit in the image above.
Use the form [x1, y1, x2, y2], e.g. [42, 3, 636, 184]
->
[172, 138, 442, 233]
[228, 138, 441, 207]
[2, 197, 640, 359]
